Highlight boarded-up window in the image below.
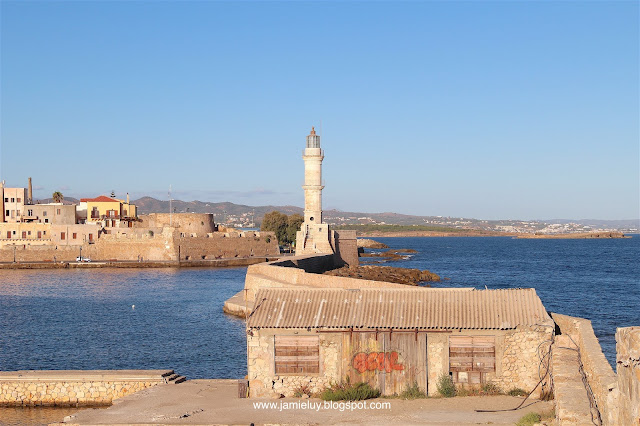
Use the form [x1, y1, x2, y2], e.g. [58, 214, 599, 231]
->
[449, 336, 495, 384]
[274, 336, 319, 375]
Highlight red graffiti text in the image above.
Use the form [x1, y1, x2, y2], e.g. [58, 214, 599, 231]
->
[352, 351, 404, 373]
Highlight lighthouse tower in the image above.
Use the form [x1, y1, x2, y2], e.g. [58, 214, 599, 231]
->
[302, 127, 324, 224]
[296, 127, 334, 255]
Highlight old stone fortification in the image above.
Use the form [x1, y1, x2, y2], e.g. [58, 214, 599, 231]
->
[0, 228, 278, 263]
[616, 326, 640, 425]
[138, 213, 216, 235]
[550, 313, 640, 425]
[0, 370, 178, 407]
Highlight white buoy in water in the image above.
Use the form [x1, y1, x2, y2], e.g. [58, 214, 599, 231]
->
[132, 305, 135, 309]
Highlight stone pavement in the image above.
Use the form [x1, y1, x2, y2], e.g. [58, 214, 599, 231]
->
[57, 379, 553, 425]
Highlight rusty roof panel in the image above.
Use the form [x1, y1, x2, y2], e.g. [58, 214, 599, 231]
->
[248, 288, 552, 330]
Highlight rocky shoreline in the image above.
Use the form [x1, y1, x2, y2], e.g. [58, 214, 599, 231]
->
[324, 264, 440, 285]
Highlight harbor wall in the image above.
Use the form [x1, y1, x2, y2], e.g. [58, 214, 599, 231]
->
[0, 370, 176, 407]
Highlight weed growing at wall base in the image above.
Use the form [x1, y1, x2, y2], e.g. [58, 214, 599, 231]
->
[400, 382, 427, 399]
[320, 381, 381, 401]
[436, 374, 456, 397]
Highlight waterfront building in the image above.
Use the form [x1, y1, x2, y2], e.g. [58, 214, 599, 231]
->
[247, 287, 553, 398]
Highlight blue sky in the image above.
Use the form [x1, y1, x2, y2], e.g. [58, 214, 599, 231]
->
[1, 1, 638, 220]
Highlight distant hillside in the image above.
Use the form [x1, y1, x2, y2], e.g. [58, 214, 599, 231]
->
[133, 197, 303, 220]
[130, 197, 638, 232]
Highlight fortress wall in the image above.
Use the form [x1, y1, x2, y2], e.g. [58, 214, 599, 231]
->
[84, 238, 176, 261]
[551, 313, 618, 425]
[615, 327, 640, 426]
[331, 230, 359, 266]
[0, 245, 80, 262]
[177, 233, 279, 261]
[0, 370, 172, 407]
[139, 213, 216, 235]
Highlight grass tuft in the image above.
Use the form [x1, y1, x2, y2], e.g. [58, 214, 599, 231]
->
[515, 412, 541, 426]
[508, 387, 528, 397]
[400, 382, 427, 399]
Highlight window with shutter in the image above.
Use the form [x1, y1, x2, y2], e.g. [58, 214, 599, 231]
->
[274, 336, 319, 375]
[449, 336, 495, 384]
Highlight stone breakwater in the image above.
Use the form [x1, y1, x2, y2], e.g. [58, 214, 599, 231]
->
[324, 265, 440, 285]
[0, 370, 178, 407]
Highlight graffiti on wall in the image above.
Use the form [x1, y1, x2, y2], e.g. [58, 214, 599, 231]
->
[352, 351, 404, 373]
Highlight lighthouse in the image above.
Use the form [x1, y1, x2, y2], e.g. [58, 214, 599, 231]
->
[296, 127, 334, 255]
[302, 127, 324, 224]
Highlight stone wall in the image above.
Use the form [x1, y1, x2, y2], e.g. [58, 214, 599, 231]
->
[247, 332, 341, 398]
[0, 229, 278, 263]
[139, 213, 216, 235]
[615, 326, 640, 425]
[492, 326, 554, 395]
[331, 230, 358, 267]
[0, 370, 174, 407]
[551, 313, 617, 424]
[177, 233, 279, 261]
[427, 333, 448, 396]
[243, 256, 419, 303]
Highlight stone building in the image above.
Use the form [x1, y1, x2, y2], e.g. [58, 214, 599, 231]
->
[295, 127, 358, 266]
[246, 287, 553, 398]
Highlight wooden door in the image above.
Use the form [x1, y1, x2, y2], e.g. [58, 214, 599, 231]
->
[342, 332, 426, 396]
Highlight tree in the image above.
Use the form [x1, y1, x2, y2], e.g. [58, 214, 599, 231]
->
[261, 211, 288, 244]
[52, 191, 64, 203]
[286, 214, 304, 245]
[261, 211, 305, 246]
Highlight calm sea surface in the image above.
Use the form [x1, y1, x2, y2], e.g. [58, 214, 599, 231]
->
[0, 235, 638, 424]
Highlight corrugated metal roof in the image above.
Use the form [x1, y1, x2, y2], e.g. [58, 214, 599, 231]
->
[248, 288, 552, 330]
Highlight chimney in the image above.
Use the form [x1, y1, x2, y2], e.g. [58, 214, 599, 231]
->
[28, 177, 33, 204]
[127, 193, 130, 204]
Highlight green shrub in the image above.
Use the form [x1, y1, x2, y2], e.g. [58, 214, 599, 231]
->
[481, 382, 502, 395]
[436, 374, 456, 397]
[320, 381, 380, 401]
[515, 412, 541, 426]
[508, 387, 528, 397]
[400, 382, 427, 399]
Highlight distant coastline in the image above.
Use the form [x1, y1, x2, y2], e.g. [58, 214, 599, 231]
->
[515, 232, 629, 239]
[356, 230, 514, 238]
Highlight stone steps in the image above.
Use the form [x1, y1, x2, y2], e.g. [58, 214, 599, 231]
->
[162, 372, 186, 385]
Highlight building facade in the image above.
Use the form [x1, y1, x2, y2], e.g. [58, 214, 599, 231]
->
[247, 287, 554, 398]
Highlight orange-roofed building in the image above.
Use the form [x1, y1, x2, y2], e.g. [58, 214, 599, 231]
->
[80, 195, 137, 223]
